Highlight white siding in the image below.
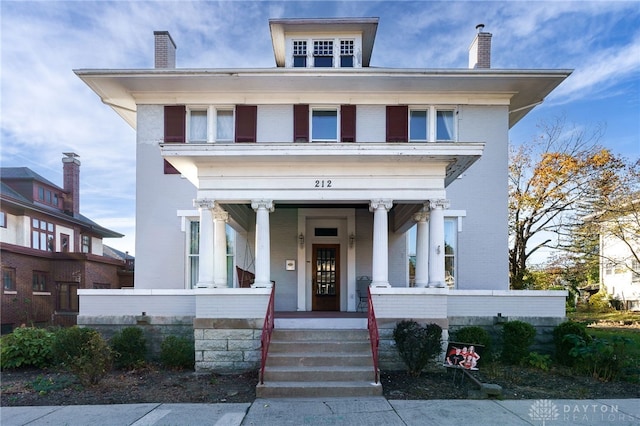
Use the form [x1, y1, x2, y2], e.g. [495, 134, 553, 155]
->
[136, 105, 197, 289]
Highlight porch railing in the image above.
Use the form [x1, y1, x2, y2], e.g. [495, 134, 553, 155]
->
[259, 285, 275, 384]
[367, 286, 380, 384]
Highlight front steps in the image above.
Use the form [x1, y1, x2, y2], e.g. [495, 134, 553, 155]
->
[256, 328, 382, 398]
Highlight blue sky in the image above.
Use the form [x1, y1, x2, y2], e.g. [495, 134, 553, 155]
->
[1, 1, 639, 256]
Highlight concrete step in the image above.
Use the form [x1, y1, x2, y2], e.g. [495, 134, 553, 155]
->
[262, 365, 374, 382]
[256, 381, 383, 398]
[266, 351, 372, 367]
[272, 329, 370, 341]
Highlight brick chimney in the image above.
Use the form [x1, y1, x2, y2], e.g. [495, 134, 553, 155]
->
[62, 152, 80, 216]
[154, 31, 176, 69]
[468, 24, 492, 69]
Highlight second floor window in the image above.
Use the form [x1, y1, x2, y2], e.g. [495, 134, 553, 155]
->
[0, 211, 6, 228]
[408, 107, 456, 142]
[311, 108, 338, 142]
[81, 235, 91, 253]
[187, 107, 235, 143]
[340, 40, 354, 67]
[32, 218, 54, 251]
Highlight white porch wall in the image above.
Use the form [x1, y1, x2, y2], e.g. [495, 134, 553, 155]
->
[447, 105, 509, 290]
[136, 105, 196, 289]
[355, 209, 373, 279]
[270, 208, 298, 310]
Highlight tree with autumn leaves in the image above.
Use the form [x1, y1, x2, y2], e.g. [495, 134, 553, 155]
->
[508, 116, 638, 290]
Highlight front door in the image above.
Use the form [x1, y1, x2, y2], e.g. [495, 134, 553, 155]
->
[312, 244, 340, 311]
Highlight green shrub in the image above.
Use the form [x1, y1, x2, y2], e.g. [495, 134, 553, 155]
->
[501, 320, 536, 365]
[587, 291, 612, 313]
[52, 327, 112, 386]
[0, 327, 55, 369]
[454, 326, 492, 358]
[393, 320, 442, 376]
[160, 336, 194, 370]
[110, 327, 147, 370]
[553, 320, 592, 366]
[522, 352, 552, 371]
[566, 334, 635, 382]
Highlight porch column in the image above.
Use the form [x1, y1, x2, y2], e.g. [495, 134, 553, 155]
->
[413, 207, 430, 288]
[212, 209, 229, 288]
[428, 199, 449, 288]
[252, 200, 274, 288]
[370, 199, 393, 287]
[194, 199, 215, 288]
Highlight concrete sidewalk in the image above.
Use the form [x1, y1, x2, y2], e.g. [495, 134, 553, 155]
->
[2, 398, 639, 425]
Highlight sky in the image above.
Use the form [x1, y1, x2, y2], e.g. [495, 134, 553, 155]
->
[1, 0, 639, 258]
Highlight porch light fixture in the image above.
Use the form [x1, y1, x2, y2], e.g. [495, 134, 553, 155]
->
[299, 233, 305, 247]
[349, 233, 356, 248]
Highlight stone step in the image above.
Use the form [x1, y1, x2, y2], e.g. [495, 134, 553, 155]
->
[256, 381, 383, 398]
[263, 365, 374, 382]
[269, 340, 371, 353]
[266, 351, 372, 367]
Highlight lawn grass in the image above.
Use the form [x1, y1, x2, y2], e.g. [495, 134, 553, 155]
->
[568, 309, 640, 324]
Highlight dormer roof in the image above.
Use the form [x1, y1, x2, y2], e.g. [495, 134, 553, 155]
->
[269, 17, 379, 67]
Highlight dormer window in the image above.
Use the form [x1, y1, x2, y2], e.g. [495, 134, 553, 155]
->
[293, 41, 307, 67]
[340, 40, 354, 67]
[313, 40, 333, 67]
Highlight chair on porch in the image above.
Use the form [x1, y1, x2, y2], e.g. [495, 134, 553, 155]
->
[356, 276, 371, 312]
[236, 266, 275, 288]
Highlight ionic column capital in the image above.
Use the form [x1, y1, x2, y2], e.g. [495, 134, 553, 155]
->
[413, 211, 430, 222]
[251, 200, 274, 212]
[212, 210, 229, 222]
[194, 198, 216, 210]
[427, 199, 450, 210]
[369, 199, 393, 212]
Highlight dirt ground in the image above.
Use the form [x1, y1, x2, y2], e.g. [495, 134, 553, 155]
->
[2, 363, 639, 407]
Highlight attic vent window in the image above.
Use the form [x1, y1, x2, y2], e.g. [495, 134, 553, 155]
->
[293, 40, 307, 67]
[340, 40, 354, 67]
[313, 40, 333, 67]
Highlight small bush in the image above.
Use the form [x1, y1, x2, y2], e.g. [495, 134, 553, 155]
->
[501, 320, 536, 365]
[0, 327, 55, 369]
[587, 291, 612, 313]
[566, 334, 635, 382]
[52, 327, 112, 386]
[553, 320, 592, 366]
[110, 327, 147, 370]
[454, 326, 492, 358]
[393, 320, 442, 376]
[160, 336, 194, 370]
[522, 352, 552, 371]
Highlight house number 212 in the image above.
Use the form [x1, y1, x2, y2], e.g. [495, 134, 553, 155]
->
[314, 180, 332, 188]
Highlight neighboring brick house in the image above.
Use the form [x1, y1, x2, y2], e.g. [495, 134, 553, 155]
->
[75, 18, 570, 375]
[1, 153, 129, 332]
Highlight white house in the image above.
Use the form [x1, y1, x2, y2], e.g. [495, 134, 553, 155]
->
[75, 18, 569, 386]
[599, 200, 640, 311]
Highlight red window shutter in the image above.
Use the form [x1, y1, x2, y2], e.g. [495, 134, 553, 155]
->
[294, 104, 309, 142]
[164, 105, 186, 143]
[163, 105, 185, 174]
[235, 105, 257, 143]
[340, 105, 356, 142]
[386, 105, 408, 142]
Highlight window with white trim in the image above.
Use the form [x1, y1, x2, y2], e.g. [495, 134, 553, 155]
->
[186, 107, 235, 143]
[32, 218, 54, 251]
[293, 40, 307, 67]
[340, 40, 354, 67]
[409, 107, 457, 142]
[187, 220, 236, 288]
[311, 107, 338, 142]
[313, 40, 333, 67]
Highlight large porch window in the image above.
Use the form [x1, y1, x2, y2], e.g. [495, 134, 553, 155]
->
[187, 220, 236, 288]
[409, 217, 458, 288]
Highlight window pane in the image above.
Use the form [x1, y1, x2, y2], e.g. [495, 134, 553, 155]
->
[70, 285, 78, 311]
[410, 110, 428, 141]
[33, 231, 39, 249]
[190, 221, 199, 255]
[314, 56, 333, 67]
[437, 110, 454, 141]
[38, 187, 44, 200]
[340, 56, 353, 67]
[59, 284, 69, 310]
[312, 110, 337, 141]
[216, 110, 233, 141]
[293, 56, 307, 67]
[47, 223, 53, 232]
[190, 110, 207, 142]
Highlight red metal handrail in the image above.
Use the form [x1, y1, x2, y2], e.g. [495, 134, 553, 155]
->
[259, 285, 275, 384]
[367, 286, 380, 384]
